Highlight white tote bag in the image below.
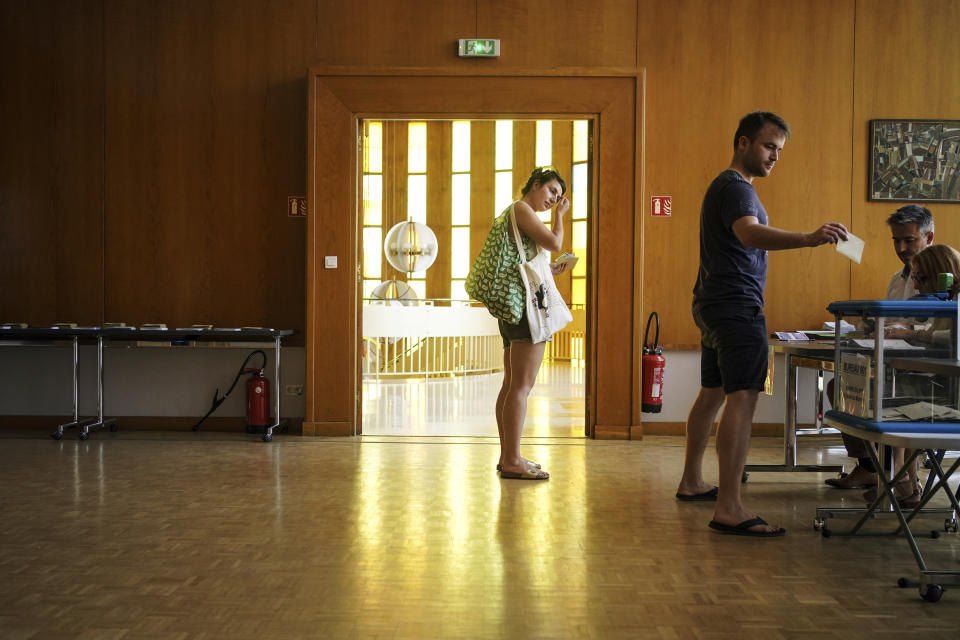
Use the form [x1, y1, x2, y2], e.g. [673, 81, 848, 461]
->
[510, 204, 573, 344]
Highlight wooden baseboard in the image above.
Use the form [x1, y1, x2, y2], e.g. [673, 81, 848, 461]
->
[640, 421, 790, 437]
[302, 421, 354, 436]
[0, 415, 303, 435]
[593, 424, 643, 440]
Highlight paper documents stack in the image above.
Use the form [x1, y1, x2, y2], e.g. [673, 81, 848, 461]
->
[883, 401, 960, 422]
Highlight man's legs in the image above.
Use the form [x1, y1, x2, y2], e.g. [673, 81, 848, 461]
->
[676, 386, 724, 496]
[710, 389, 779, 533]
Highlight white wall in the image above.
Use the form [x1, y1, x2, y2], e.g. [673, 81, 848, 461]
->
[0, 344, 305, 418]
[0, 345, 826, 428]
[646, 350, 830, 425]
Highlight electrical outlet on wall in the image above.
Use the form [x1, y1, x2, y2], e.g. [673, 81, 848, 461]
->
[284, 384, 303, 396]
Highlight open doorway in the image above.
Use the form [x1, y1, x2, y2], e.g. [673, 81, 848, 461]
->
[304, 71, 641, 440]
[359, 118, 591, 437]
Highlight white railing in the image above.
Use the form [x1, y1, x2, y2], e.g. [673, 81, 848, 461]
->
[362, 302, 585, 378]
[362, 304, 502, 378]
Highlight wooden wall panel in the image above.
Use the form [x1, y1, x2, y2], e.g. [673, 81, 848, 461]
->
[478, 0, 637, 69]
[102, 0, 313, 334]
[469, 121, 497, 261]
[426, 121, 452, 299]
[316, 0, 636, 69]
[512, 121, 536, 197]
[0, 0, 104, 325]
[552, 122, 575, 301]
[850, 0, 960, 299]
[305, 81, 357, 432]
[638, 0, 856, 347]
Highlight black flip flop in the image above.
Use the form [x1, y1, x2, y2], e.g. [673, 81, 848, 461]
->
[708, 517, 785, 537]
[676, 486, 718, 501]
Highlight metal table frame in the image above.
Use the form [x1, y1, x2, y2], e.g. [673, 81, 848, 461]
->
[1, 326, 293, 442]
[744, 340, 843, 475]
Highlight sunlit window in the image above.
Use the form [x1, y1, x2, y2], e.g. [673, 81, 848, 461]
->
[363, 227, 382, 279]
[495, 171, 513, 216]
[452, 121, 470, 172]
[408, 122, 427, 173]
[572, 279, 586, 307]
[364, 122, 383, 173]
[495, 121, 512, 171]
[451, 227, 470, 279]
[573, 120, 588, 163]
[572, 163, 587, 221]
[451, 174, 470, 226]
[362, 121, 384, 303]
[536, 120, 552, 167]
[363, 175, 382, 226]
[450, 279, 468, 303]
[571, 120, 589, 305]
[407, 174, 426, 224]
[450, 122, 472, 303]
[407, 279, 426, 299]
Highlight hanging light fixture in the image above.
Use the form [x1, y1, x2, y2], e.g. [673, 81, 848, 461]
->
[383, 219, 438, 273]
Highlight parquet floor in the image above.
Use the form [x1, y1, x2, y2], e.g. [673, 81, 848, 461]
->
[1, 427, 958, 639]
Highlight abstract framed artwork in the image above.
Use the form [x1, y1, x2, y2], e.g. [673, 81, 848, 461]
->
[869, 119, 960, 203]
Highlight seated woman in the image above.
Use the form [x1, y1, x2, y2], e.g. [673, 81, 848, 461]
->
[880, 244, 960, 507]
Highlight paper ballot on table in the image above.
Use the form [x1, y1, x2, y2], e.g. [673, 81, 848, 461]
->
[837, 232, 865, 263]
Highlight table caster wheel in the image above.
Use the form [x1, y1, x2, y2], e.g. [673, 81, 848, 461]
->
[109, 423, 119, 432]
[79, 432, 89, 441]
[813, 518, 825, 531]
[945, 519, 958, 533]
[51, 432, 63, 440]
[930, 530, 940, 539]
[262, 434, 273, 442]
[741, 471, 749, 483]
[922, 584, 943, 603]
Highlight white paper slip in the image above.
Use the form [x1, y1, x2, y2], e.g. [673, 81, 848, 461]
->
[836, 232, 865, 263]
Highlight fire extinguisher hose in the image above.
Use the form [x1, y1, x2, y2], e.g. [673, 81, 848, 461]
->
[643, 311, 660, 354]
[191, 350, 267, 431]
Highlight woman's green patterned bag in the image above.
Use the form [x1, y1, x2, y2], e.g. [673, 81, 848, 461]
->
[465, 203, 535, 325]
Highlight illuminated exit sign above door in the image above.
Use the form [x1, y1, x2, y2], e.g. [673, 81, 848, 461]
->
[458, 39, 500, 57]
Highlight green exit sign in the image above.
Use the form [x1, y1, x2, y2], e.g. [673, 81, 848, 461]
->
[458, 39, 500, 57]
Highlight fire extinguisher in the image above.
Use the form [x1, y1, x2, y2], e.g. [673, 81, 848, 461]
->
[246, 368, 270, 429]
[642, 311, 665, 413]
[192, 350, 270, 432]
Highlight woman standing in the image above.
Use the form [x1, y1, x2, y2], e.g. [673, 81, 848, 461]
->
[481, 167, 571, 479]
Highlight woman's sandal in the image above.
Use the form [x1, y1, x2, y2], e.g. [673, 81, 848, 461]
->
[496, 459, 541, 472]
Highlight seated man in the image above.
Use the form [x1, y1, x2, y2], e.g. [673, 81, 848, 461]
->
[825, 204, 934, 491]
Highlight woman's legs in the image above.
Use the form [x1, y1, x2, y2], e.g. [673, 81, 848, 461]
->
[499, 340, 547, 476]
[495, 347, 511, 462]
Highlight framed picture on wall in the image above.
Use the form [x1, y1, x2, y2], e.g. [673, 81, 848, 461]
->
[869, 119, 960, 203]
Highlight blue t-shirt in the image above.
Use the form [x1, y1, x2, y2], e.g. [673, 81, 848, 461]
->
[692, 170, 768, 309]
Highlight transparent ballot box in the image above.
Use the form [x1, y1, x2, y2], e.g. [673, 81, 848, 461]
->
[826, 298, 960, 428]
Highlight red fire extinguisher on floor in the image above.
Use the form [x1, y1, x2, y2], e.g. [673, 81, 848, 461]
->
[642, 311, 665, 413]
[246, 366, 270, 429]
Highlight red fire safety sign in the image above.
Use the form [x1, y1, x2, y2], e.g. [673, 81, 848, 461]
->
[651, 196, 671, 217]
[288, 196, 307, 217]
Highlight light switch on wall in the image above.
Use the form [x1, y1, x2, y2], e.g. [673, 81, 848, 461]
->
[324, 256, 338, 269]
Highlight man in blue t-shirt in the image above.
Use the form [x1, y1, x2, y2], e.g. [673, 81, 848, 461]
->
[675, 112, 848, 537]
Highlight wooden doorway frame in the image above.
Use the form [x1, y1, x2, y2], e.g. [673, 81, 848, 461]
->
[303, 68, 644, 439]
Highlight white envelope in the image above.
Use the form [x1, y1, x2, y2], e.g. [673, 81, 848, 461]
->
[837, 232, 865, 263]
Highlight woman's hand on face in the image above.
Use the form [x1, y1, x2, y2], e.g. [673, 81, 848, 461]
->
[554, 196, 570, 218]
